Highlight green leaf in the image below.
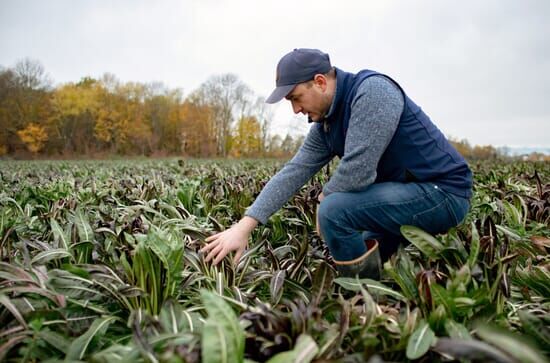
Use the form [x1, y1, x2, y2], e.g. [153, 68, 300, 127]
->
[50, 218, 69, 250]
[433, 337, 516, 363]
[91, 344, 141, 363]
[383, 251, 419, 301]
[202, 320, 237, 363]
[38, 328, 70, 354]
[311, 261, 335, 306]
[66, 316, 117, 360]
[0, 293, 27, 328]
[444, 319, 471, 340]
[475, 323, 547, 363]
[159, 300, 202, 334]
[269, 270, 286, 305]
[468, 222, 480, 269]
[31, 248, 72, 265]
[334, 277, 406, 300]
[400, 225, 444, 258]
[74, 209, 94, 243]
[430, 284, 453, 315]
[406, 320, 437, 359]
[200, 290, 244, 362]
[266, 334, 319, 363]
[518, 310, 550, 350]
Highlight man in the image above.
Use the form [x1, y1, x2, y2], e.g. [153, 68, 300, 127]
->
[201, 48, 472, 279]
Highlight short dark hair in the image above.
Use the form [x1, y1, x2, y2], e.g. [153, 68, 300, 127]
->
[325, 67, 336, 79]
[304, 67, 336, 88]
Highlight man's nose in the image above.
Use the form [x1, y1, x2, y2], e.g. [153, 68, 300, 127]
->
[292, 102, 302, 114]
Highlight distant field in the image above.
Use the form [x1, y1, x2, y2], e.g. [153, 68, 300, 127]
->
[0, 159, 548, 362]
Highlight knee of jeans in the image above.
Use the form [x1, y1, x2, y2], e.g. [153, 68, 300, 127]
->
[318, 193, 346, 228]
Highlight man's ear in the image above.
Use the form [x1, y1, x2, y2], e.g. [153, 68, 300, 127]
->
[313, 74, 328, 90]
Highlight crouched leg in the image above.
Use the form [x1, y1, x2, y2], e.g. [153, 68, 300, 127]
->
[317, 192, 381, 279]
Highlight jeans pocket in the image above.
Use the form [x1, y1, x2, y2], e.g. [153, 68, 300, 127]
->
[412, 197, 457, 234]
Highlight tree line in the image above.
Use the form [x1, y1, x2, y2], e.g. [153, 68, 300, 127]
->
[0, 58, 304, 158]
[2, 58, 544, 161]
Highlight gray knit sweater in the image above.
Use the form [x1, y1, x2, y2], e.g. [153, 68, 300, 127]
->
[245, 75, 405, 224]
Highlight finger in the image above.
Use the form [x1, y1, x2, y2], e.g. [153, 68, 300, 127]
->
[233, 248, 245, 265]
[200, 239, 218, 253]
[213, 248, 228, 265]
[205, 232, 220, 242]
[205, 243, 223, 262]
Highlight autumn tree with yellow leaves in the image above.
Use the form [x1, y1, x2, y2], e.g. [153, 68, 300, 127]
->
[230, 116, 262, 157]
[17, 123, 48, 153]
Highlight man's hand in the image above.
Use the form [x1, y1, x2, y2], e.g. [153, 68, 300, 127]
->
[318, 192, 325, 203]
[200, 216, 258, 265]
[316, 192, 325, 237]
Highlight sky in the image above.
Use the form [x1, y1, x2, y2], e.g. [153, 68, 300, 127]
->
[1, 0, 549, 148]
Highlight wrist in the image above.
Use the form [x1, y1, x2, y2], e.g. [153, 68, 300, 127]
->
[239, 216, 258, 233]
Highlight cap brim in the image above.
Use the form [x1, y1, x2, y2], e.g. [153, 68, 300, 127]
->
[265, 84, 295, 104]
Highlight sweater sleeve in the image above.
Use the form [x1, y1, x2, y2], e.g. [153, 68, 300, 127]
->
[322, 75, 404, 196]
[245, 124, 333, 224]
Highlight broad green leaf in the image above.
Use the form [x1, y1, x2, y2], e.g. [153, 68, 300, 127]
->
[406, 320, 437, 359]
[200, 290, 244, 361]
[149, 332, 196, 346]
[468, 222, 480, 269]
[143, 229, 185, 301]
[31, 248, 72, 265]
[334, 277, 405, 300]
[202, 319, 238, 363]
[92, 344, 141, 363]
[267, 334, 319, 363]
[67, 316, 118, 360]
[430, 284, 455, 313]
[495, 224, 522, 241]
[159, 300, 202, 334]
[74, 209, 94, 242]
[401, 225, 444, 258]
[453, 297, 475, 308]
[444, 319, 471, 340]
[476, 323, 547, 363]
[38, 328, 70, 353]
[50, 218, 69, 250]
[384, 253, 420, 301]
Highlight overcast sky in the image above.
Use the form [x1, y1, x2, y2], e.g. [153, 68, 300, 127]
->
[1, 0, 549, 148]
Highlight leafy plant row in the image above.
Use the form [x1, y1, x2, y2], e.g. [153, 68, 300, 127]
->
[0, 159, 548, 362]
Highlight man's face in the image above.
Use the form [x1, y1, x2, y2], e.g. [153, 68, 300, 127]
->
[285, 77, 331, 123]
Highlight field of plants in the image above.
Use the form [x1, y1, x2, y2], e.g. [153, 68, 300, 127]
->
[0, 158, 548, 362]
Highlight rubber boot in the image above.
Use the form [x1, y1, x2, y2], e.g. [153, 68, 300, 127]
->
[333, 239, 382, 280]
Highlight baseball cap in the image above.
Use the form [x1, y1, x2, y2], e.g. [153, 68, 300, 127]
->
[265, 48, 332, 104]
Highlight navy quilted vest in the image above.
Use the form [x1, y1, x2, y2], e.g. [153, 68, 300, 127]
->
[320, 68, 472, 198]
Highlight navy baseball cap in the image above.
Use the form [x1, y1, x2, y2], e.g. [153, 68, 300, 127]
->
[265, 48, 332, 104]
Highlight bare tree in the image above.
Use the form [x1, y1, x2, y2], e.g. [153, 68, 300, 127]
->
[195, 74, 252, 157]
[14, 58, 51, 90]
[251, 96, 274, 156]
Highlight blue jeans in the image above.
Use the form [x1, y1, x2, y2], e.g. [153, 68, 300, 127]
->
[317, 182, 470, 262]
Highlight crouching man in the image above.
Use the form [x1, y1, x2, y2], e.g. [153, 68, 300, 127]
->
[201, 48, 472, 279]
